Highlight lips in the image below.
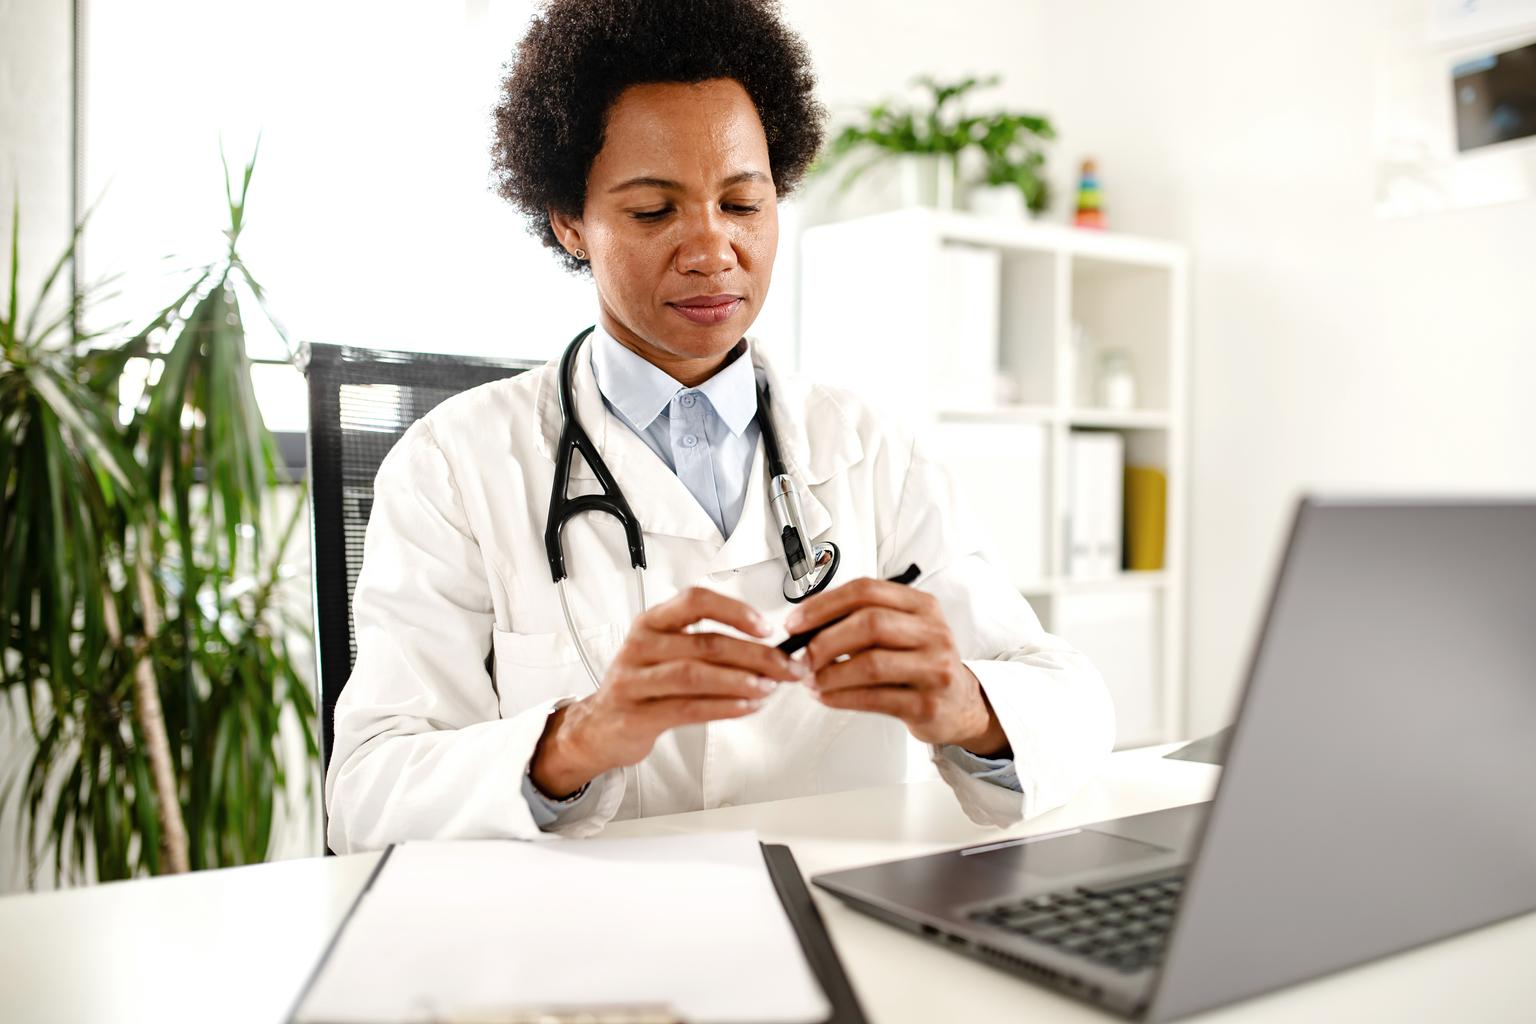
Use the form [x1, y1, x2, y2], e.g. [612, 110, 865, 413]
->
[667, 294, 743, 326]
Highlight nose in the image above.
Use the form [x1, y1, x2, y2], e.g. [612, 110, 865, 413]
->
[673, 207, 738, 276]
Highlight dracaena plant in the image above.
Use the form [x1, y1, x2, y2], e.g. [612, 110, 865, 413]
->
[0, 149, 318, 885]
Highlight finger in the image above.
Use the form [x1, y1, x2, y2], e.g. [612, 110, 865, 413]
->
[814, 683, 930, 722]
[812, 648, 948, 695]
[783, 575, 935, 635]
[803, 606, 931, 673]
[641, 695, 769, 728]
[642, 586, 771, 637]
[625, 659, 781, 702]
[632, 630, 805, 681]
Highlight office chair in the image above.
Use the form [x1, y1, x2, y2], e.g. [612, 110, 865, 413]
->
[303, 343, 540, 794]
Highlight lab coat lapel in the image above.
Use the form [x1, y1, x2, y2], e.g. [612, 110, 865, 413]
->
[707, 441, 775, 574]
[753, 343, 862, 488]
[703, 345, 842, 575]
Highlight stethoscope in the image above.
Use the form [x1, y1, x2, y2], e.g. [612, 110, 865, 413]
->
[545, 327, 840, 688]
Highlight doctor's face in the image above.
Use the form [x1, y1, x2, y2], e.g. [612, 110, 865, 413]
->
[550, 78, 779, 385]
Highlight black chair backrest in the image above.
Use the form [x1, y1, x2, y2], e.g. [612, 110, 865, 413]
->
[303, 343, 541, 776]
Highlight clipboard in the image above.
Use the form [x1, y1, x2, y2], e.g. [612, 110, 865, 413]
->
[286, 840, 867, 1024]
[760, 843, 867, 1024]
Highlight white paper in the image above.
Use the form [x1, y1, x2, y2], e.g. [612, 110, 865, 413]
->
[296, 831, 830, 1024]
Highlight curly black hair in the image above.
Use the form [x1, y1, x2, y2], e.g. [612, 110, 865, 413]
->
[491, 0, 826, 274]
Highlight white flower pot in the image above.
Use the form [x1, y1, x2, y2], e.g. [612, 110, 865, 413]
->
[966, 183, 1029, 219]
[899, 154, 957, 210]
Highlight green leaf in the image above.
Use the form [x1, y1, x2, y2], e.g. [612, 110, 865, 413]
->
[3, 154, 318, 884]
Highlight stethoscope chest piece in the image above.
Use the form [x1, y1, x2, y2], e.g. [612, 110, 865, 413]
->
[784, 539, 840, 603]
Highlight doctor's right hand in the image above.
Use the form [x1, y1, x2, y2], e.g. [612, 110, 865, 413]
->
[528, 587, 807, 800]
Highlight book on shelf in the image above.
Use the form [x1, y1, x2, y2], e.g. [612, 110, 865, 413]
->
[1066, 431, 1124, 579]
[1124, 465, 1167, 571]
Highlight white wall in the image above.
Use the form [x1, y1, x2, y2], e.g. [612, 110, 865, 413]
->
[1031, 0, 1536, 734]
[0, 0, 72, 309]
[0, 0, 75, 895]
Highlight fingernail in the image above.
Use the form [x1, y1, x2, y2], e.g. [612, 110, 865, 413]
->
[784, 611, 804, 631]
[739, 698, 766, 710]
[755, 677, 779, 694]
[787, 659, 810, 679]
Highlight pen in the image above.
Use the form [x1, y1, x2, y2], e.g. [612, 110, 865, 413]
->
[776, 563, 922, 655]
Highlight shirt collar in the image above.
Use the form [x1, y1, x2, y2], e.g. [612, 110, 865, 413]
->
[694, 338, 760, 438]
[588, 321, 760, 438]
[589, 322, 682, 432]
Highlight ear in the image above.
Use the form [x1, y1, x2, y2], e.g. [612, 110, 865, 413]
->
[548, 208, 585, 257]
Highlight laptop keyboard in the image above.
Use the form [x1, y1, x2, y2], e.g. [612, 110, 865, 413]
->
[967, 874, 1184, 974]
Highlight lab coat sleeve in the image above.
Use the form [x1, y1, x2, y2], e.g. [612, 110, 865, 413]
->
[324, 419, 621, 852]
[877, 432, 1116, 827]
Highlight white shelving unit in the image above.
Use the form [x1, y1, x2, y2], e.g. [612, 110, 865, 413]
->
[796, 207, 1189, 747]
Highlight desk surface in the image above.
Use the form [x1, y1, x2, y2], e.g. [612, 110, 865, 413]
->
[1, 745, 1531, 1024]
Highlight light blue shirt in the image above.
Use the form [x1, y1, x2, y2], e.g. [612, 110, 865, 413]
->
[521, 324, 1019, 827]
[587, 322, 762, 538]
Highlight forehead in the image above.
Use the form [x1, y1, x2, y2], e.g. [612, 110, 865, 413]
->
[591, 78, 771, 183]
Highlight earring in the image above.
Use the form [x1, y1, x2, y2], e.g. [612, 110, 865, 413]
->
[573, 248, 587, 261]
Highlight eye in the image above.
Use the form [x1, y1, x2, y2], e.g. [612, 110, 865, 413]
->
[724, 203, 762, 215]
[630, 207, 671, 221]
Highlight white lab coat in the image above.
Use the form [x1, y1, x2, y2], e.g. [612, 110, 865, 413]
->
[325, 337, 1114, 852]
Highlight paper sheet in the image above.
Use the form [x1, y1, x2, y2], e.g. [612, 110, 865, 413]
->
[295, 831, 831, 1024]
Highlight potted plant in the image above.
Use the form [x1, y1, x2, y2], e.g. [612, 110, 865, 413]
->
[0, 150, 318, 885]
[971, 112, 1056, 218]
[815, 75, 1055, 215]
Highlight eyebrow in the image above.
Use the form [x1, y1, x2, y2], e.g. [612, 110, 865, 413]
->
[607, 170, 770, 194]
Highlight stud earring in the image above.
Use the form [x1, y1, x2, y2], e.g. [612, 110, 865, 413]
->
[573, 248, 587, 261]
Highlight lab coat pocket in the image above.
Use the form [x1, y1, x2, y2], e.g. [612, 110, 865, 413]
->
[489, 623, 624, 715]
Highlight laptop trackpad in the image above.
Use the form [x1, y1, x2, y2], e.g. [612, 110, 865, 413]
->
[966, 829, 1172, 883]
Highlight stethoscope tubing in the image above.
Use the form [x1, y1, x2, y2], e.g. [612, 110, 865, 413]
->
[542, 326, 838, 692]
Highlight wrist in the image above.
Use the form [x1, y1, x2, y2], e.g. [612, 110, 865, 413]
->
[954, 672, 1011, 758]
[530, 702, 605, 799]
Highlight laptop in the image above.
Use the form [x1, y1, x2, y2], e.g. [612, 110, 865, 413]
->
[813, 497, 1536, 1020]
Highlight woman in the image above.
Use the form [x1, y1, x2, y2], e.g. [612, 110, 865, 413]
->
[325, 0, 1114, 852]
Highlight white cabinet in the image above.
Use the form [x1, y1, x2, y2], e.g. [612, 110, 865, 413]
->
[797, 208, 1189, 746]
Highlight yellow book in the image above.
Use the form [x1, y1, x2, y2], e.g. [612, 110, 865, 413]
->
[1124, 466, 1167, 571]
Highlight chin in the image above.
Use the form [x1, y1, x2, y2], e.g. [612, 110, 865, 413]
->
[654, 309, 755, 357]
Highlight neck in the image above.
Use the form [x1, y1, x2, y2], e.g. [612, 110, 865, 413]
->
[598, 309, 736, 388]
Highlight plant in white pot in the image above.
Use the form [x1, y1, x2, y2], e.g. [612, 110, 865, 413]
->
[815, 76, 1055, 216]
[971, 111, 1056, 218]
[817, 76, 990, 209]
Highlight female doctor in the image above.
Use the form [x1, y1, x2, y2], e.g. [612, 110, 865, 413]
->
[324, 0, 1114, 853]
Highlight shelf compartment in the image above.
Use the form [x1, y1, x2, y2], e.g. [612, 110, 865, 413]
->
[1068, 257, 1173, 413]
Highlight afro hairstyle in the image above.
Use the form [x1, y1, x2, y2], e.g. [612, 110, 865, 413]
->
[491, 0, 826, 273]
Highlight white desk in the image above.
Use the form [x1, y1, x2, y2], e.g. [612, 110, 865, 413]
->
[1, 744, 1531, 1023]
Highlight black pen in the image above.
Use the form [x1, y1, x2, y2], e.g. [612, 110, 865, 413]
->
[776, 563, 922, 655]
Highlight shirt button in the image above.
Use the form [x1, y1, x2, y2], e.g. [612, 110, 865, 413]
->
[680, 394, 697, 408]
[682, 435, 698, 448]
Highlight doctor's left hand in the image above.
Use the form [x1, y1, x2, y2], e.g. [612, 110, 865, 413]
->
[785, 577, 1011, 757]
